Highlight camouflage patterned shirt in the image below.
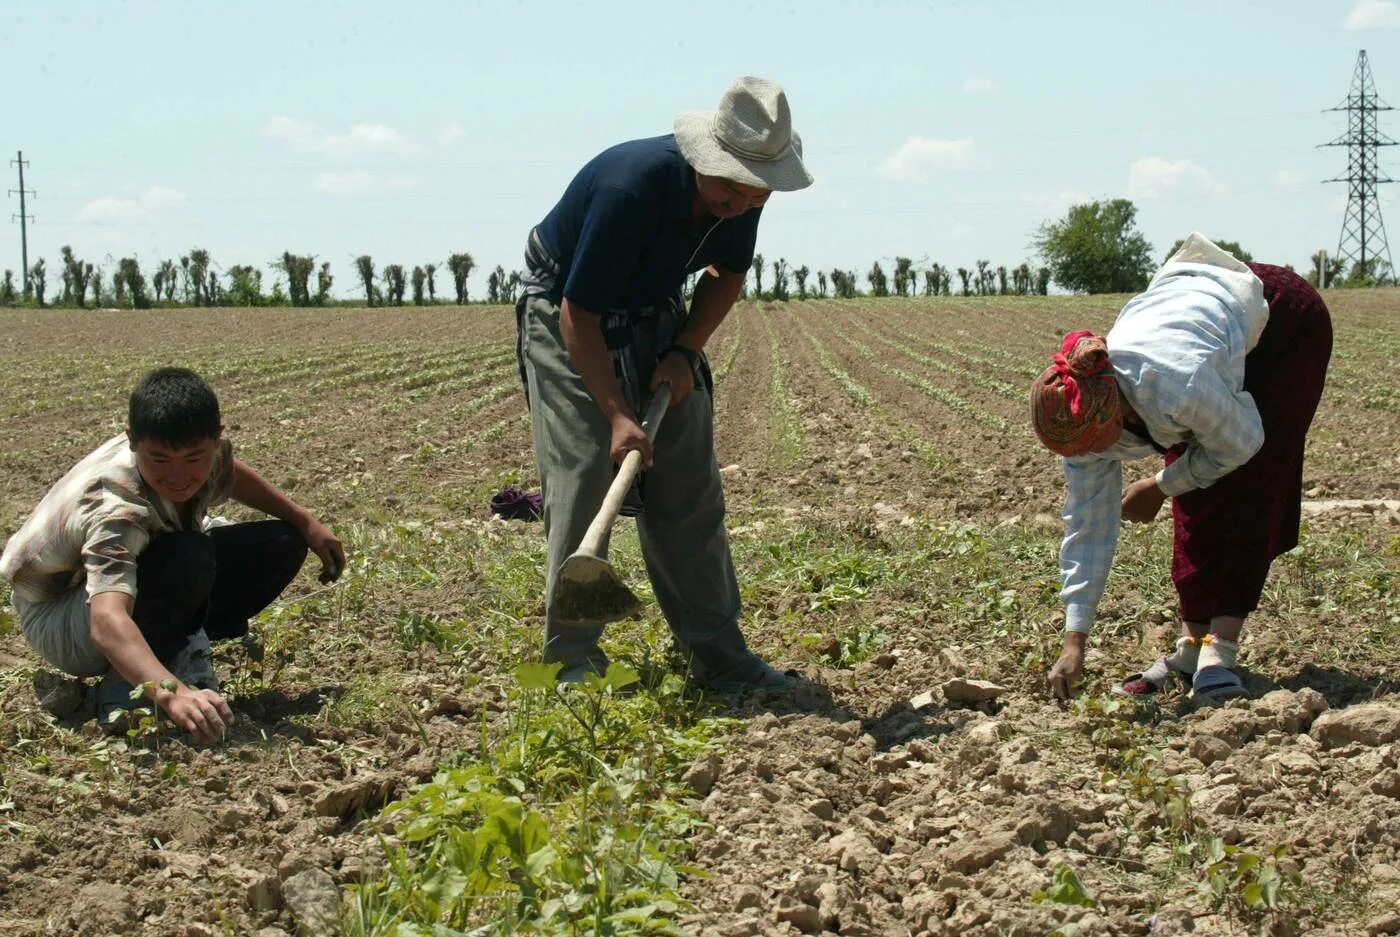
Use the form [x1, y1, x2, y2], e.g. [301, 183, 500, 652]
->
[0, 434, 234, 605]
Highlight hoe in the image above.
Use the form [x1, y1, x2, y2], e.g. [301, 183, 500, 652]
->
[552, 383, 670, 630]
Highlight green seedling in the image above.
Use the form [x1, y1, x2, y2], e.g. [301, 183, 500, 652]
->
[1031, 862, 1096, 908]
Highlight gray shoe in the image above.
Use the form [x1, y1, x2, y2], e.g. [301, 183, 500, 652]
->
[557, 659, 610, 685]
[1190, 666, 1249, 704]
[168, 629, 219, 691]
[32, 671, 92, 720]
[699, 655, 805, 693]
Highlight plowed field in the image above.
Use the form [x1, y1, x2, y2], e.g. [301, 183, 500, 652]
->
[1, 292, 1396, 937]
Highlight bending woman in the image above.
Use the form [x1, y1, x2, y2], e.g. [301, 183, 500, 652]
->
[1032, 233, 1331, 702]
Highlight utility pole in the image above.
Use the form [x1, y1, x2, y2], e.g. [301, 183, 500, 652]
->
[9, 151, 35, 299]
[1322, 51, 1395, 286]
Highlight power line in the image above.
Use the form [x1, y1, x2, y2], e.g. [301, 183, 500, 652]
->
[9, 151, 35, 298]
[1322, 50, 1395, 285]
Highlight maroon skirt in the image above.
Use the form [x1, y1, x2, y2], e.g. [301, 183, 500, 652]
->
[1166, 263, 1333, 621]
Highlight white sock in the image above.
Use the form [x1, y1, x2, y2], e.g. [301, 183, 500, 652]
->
[1197, 635, 1239, 672]
[1165, 635, 1202, 674]
[1140, 636, 1200, 685]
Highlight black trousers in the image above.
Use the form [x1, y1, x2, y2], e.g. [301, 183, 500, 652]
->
[132, 520, 308, 662]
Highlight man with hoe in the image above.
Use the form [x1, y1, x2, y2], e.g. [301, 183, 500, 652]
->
[514, 76, 811, 689]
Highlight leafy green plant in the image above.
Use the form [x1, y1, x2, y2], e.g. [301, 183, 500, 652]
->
[1199, 838, 1301, 920]
[1032, 862, 1096, 908]
[347, 661, 726, 935]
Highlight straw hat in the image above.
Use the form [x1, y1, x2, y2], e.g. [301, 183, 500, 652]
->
[674, 76, 813, 192]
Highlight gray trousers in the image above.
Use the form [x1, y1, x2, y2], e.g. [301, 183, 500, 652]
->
[519, 294, 753, 679]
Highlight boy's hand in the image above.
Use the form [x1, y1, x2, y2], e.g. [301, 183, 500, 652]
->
[157, 684, 234, 743]
[301, 517, 345, 583]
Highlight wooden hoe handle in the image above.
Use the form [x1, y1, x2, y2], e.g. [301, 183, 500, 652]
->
[577, 384, 671, 556]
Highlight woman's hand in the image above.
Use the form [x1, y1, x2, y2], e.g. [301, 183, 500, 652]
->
[1122, 476, 1167, 523]
[1048, 631, 1087, 700]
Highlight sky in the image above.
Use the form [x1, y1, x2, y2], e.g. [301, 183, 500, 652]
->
[4, 0, 1399, 298]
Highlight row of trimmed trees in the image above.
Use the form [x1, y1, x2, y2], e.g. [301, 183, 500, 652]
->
[6, 206, 1387, 308]
[0, 248, 507, 309]
[745, 253, 1053, 301]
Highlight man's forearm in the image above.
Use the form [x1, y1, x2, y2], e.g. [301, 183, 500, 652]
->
[90, 597, 179, 696]
[676, 268, 743, 352]
[232, 460, 311, 528]
[560, 298, 631, 421]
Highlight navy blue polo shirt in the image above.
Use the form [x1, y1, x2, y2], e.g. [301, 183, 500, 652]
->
[535, 134, 762, 312]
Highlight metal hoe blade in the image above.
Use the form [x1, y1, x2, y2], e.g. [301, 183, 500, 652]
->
[552, 553, 641, 631]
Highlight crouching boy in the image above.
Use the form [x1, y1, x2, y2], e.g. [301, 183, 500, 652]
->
[0, 367, 344, 742]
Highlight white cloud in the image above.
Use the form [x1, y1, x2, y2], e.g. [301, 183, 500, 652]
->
[313, 171, 417, 196]
[76, 186, 187, 224]
[1127, 157, 1227, 200]
[1273, 169, 1307, 189]
[264, 116, 421, 157]
[878, 137, 975, 182]
[1345, 0, 1400, 29]
[961, 76, 997, 94]
[438, 124, 469, 147]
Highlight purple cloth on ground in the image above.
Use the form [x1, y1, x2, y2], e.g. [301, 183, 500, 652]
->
[490, 486, 543, 521]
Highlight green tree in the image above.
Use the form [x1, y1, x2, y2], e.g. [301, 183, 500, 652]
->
[956, 267, 971, 296]
[225, 265, 263, 306]
[446, 253, 474, 303]
[315, 262, 333, 305]
[187, 249, 211, 306]
[770, 258, 790, 301]
[382, 264, 407, 305]
[1, 270, 16, 305]
[867, 261, 889, 297]
[816, 270, 827, 298]
[1033, 198, 1154, 294]
[30, 259, 47, 306]
[893, 257, 913, 297]
[424, 263, 437, 302]
[975, 259, 992, 296]
[487, 268, 500, 304]
[1341, 257, 1393, 287]
[355, 255, 376, 305]
[116, 257, 150, 308]
[751, 253, 765, 299]
[411, 265, 427, 305]
[162, 259, 180, 301]
[1163, 237, 1252, 264]
[60, 246, 93, 308]
[275, 252, 315, 306]
[179, 255, 192, 302]
[794, 265, 809, 299]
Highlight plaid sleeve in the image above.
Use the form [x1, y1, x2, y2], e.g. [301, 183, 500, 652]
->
[83, 507, 151, 600]
[1059, 454, 1124, 634]
[1157, 366, 1265, 497]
